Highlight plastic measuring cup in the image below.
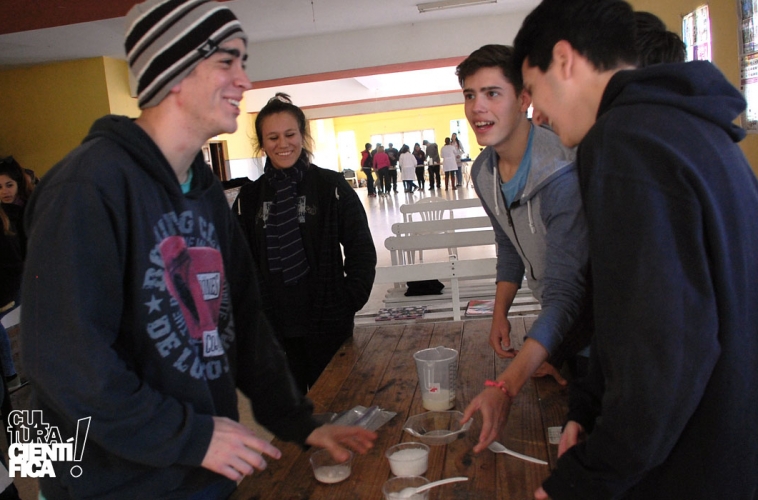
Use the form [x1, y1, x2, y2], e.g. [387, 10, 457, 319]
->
[413, 347, 458, 410]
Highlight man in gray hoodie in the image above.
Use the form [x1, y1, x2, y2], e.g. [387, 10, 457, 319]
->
[458, 44, 592, 453]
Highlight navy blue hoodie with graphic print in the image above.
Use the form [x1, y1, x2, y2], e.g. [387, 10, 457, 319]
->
[21, 115, 317, 499]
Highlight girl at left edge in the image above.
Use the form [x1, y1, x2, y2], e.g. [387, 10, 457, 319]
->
[233, 93, 377, 395]
[0, 156, 34, 392]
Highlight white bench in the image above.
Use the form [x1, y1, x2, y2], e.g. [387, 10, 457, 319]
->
[390, 216, 493, 264]
[356, 256, 541, 323]
[385, 229, 495, 266]
[400, 197, 483, 223]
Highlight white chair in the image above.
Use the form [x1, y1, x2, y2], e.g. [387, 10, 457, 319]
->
[402, 197, 454, 264]
[342, 169, 358, 188]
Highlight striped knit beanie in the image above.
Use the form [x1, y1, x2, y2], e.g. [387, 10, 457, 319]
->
[125, 0, 247, 109]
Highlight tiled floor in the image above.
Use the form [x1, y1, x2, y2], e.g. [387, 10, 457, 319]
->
[3, 181, 491, 499]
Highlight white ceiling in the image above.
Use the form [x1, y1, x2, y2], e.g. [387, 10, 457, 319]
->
[0, 0, 538, 111]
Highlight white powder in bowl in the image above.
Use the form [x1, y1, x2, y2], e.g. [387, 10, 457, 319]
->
[388, 448, 429, 476]
[313, 464, 351, 484]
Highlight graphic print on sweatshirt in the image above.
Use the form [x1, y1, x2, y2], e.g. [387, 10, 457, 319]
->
[142, 211, 234, 381]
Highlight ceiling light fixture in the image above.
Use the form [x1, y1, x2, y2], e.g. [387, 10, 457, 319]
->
[417, 0, 497, 14]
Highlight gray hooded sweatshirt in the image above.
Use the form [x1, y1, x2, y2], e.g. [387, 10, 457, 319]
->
[471, 124, 589, 355]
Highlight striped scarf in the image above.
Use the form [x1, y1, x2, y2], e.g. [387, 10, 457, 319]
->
[263, 155, 310, 285]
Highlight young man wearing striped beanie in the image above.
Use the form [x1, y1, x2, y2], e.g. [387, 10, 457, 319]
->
[20, 1, 375, 498]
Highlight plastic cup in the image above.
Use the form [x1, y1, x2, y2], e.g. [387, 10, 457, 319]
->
[382, 475, 430, 500]
[385, 442, 429, 476]
[413, 347, 458, 410]
[309, 449, 353, 484]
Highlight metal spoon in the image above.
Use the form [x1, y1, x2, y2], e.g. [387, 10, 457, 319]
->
[393, 477, 469, 498]
[487, 441, 548, 465]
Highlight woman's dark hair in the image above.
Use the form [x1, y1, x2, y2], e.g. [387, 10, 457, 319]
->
[254, 93, 313, 159]
[365, 143, 372, 150]
[0, 156, 32, 204]
[399, 144, 410, 154]
[413, 143, 421, 150]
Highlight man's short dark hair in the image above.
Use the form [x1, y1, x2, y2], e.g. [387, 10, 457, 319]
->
[513, 0, 638, 73]
[634, 11, 686, 66]
[456, 44, 524, 93]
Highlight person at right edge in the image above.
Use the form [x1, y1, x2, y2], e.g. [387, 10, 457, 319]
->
[457, 44, 593, 453]
[514, 0, 758, 498]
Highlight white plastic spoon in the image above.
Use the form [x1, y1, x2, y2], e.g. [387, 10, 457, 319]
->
[392, 476, 469, 498]
[488, 441, 548, 465]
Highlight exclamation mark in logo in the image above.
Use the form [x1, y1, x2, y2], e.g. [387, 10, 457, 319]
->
[70, 417, 91, 478]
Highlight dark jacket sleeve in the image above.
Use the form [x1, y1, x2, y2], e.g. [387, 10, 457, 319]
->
[225, 211, 318, 444]
[335, 176, 376, 313]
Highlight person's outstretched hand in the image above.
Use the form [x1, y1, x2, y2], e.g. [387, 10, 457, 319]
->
[534, 486, 549, 499]
[532, 361, 567, 386]
[306, 425, 378, 462]
[461, 387, 512, 453]
[201, 416, 282, 481]
[489, 317, 517, 359]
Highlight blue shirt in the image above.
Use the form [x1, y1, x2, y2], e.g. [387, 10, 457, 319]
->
[500, 125, 534, 207]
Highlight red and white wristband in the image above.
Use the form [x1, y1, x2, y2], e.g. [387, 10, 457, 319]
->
[484, 380, 515, 398]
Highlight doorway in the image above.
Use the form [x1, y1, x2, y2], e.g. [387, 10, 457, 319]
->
[202, 141, 229, 181]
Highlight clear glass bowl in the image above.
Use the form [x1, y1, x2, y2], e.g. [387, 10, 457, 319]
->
[402, 411, 472, 445]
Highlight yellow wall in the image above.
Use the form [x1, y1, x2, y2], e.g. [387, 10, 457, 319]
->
[0, 58, 111, 176]
[216, 95, 256, 161]
[103, 57, 140, 119]
[628, 0, 758, 174]
[332, 103, 477, 170]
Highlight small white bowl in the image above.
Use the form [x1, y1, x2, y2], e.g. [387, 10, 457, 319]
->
[382, 475, 430, 500]
[385, 442, 430, 476]
[309, 449, 353, 484]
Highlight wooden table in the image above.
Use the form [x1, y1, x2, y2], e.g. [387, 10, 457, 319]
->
[232, 317, 568, 499]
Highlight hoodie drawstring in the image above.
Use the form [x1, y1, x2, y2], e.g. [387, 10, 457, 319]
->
[527, 199, 536, 234]
[493, 165, 500, 216]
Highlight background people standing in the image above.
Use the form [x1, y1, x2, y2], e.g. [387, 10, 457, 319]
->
[423, 139, 441, 189]
[373, 145, 391, 196]
[451, 132, 465, 187]
[413, 143, 427, 190]
[441, 137, 458, 190]
[385, 143, 399, 193]
[361, 142, 376, 197]
[398, 144, 418, 193]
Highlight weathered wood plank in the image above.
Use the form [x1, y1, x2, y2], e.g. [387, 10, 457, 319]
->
[342, 322, 436, 499]
[494, 316, 552, 499]
[440, 319, 497, 500]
